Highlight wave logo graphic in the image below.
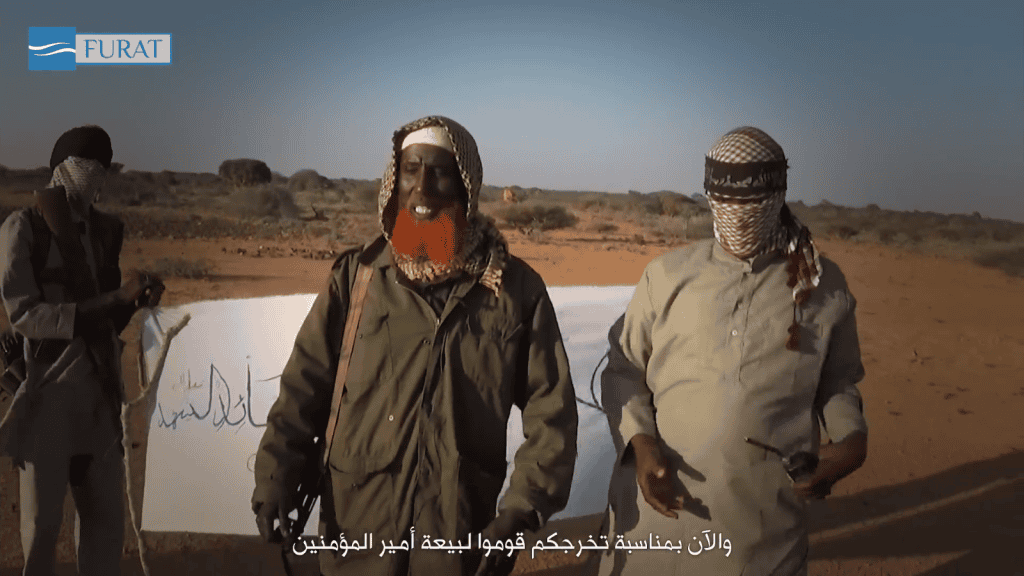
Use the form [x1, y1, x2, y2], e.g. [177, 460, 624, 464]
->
[28, 27, 77, 70]
[30, 42, 76, 56]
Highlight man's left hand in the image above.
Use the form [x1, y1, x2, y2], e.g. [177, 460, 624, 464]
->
[793, 431, 867, 499]
[136, 273, 165, 308]
[474, 508, 533, 576]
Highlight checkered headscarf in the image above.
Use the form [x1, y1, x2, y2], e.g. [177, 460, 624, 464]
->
[48, 156, 106, 207]
[704, 127, 822, 351]
[378, 116, 508, 296]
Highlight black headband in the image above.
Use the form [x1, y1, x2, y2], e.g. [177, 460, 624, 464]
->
[704, 157, 788, 198]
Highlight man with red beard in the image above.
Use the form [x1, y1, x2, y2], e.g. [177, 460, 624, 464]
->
[252, 116, 578, 576]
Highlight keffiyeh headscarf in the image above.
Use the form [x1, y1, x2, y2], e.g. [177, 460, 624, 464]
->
[48, 125, 113, 209]
[704, 126, 822, 351]
[48, 156, 106, 208]
[378, 115, 509, 297]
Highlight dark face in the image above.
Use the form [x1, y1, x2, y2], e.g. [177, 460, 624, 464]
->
[396, 143, 467, 222]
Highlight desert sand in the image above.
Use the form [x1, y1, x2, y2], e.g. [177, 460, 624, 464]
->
[1, 211, 1022, 576]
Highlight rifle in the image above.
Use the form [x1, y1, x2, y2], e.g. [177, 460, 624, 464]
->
[281, 260, 376, 575]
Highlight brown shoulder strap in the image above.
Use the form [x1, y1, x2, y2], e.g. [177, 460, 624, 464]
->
[321, 262, 375, 467]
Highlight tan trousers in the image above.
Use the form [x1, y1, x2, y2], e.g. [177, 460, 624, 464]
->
[19, 447, 124, 576]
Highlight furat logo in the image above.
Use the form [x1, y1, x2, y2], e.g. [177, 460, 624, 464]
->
[28, 27, 171, 71]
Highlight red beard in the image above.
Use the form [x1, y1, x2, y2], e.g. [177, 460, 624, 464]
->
[390, 207, 467, 265]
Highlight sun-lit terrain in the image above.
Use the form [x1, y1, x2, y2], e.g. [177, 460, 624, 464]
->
[1, 164, 1022, 575]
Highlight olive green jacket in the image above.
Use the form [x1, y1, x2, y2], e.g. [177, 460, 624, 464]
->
[253, 237, 577, 545]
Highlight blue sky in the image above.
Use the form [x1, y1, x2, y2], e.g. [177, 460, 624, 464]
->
[2, 0, 1022, 221]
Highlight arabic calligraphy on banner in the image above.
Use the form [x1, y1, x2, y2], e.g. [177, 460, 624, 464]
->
[290, 529, 732, 559]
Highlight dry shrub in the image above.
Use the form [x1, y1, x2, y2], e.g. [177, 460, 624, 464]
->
[496, 203, 578, 231]
[876, 228, 898, 244]
[575, 194, 610, 211]
[988, 224, 1021, 243]
[146, 257, 214, 279]
[828, 225, 859, 240]
[101, 171, 168, 206]
[642, 213, 714, 244]
[288, 169, 334, 193]
[972, 248, 1024, 277]
[228, 186, 300, 220]
[219, 159, 272, 186]
[344, 181, 380, 212]
[254, 188, 300, 219]
[585, 221, 618, 233]
[323, 211, 379, 247]
[658, 195, 692, 217]
[526, 229, 548, 244]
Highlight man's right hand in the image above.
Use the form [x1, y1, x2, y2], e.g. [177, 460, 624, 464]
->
[119, 269, 163, 306]
[253, 489, 295, 544]
[631, 434, 685, 519]
[118, 269, 149, 304]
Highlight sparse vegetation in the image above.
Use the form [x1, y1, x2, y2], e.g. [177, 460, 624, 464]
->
[646, 213, 714, 243]
[102, 170, 171, 206]
[146, 257, 214, 279]
[232, 186, 300, 220]
[0, 165, 1021, 277]
[585, 221, 619, 233]
[496, 203, 578, 231]
[288, 169, 334, 193]
[828, 225, 859, 240]
[525, 228, 548, 244]
[218, 159, 272, 187]
[973, 248, 1024, 277]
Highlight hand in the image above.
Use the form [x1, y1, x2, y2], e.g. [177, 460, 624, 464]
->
[793, 432, 867, 500]
[474, 508, 533, 576]
[137, 273, 165, 308]
[631, 434, 687, 519]
[118, 269, 149, 305]
[253, 487, 295, 545]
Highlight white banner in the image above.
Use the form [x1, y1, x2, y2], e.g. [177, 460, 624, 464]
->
[140, 286, 635, 535]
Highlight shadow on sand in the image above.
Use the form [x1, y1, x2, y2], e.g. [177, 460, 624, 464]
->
[0, 535, 320, 576]
[807, 449, 1024, 575]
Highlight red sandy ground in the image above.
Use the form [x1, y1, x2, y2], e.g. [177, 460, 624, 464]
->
[1, 216, 1022, 575]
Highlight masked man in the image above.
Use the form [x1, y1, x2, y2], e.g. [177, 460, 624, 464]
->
[252, 115, 578, 576]
[0, 125, 164, 576]
[597, 127, 868, 575]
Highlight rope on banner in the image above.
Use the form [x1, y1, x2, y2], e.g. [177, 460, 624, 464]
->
[122, 312, 191, 576]
[576, 349, 608, 414]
